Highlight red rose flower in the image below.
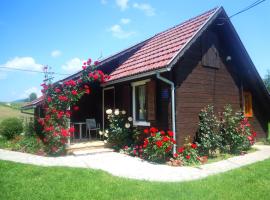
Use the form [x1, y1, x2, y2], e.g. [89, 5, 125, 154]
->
[85, 88, 91, 94]
[61, 129, 69, 137]
[47, 96, 52, 103]
[93, 74, 99, 80]
[160, 130, 165, 135]
[71, 90, 78, 95]
[54, 88, 61, 93]
[252, 131, 257, 137]
[191, 143, 197, 149]
[150, 127, 158, 133]
[162, 136, 170, 142]
[186, 155, 191, 160]
[87, 58, 92, 65]
[94, 61, 99, 66]
[178, 147, 184, 153]
[144, 129, 149, 134]
[167, 130, 173, 137]
[155, 140, 163, 148]
[173, 153, 179, 158]
[69, 126, 75, 133]
[82, 65, 86, 70]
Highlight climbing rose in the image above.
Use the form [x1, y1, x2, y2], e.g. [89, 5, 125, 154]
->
[61, 129, 69, 137]
[186, 155, 191, 160]
[173, 153, 179, 158]
[69, 126, 75, 133]
[47, 96, 52, 102]
[94, 60, 99, 65]
[71, 90, 78, 95]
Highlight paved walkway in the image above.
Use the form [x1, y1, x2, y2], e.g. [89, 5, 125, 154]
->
[0, 145, 270, 182]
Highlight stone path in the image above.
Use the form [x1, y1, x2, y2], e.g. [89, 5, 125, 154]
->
[0, 145, 270, 182]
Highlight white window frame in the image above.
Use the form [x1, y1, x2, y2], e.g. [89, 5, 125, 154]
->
[131, 79, 151, 127]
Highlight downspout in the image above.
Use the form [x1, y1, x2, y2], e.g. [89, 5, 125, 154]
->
[156, 73, 176, 154]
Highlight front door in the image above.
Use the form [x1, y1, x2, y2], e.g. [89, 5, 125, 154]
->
[103, 87, 115, 130]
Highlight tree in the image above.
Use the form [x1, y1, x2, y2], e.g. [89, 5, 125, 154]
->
[263, 70, 270, 93]
[29, 92, 37, 101]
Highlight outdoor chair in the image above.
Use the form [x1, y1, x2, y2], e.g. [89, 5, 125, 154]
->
[86, 119, 100, 140]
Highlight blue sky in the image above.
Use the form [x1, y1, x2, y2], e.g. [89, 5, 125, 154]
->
[0, 0, 269, 102]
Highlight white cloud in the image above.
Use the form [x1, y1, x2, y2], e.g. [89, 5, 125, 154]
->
[120, 18, 131, 24]
[101, 0, 107, 4]
[21, 86, 42, 99]
[109, 24, 135, 39]
[0, 57, 43, 71]
[116, 0, 129, 11]
[133, 3, 155, 16]
[61, 57, 83, 73]
[51, 50, 62, 58]
[0, 72, 7, 80]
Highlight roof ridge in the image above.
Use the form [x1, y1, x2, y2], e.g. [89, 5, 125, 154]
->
[152, 7, 219, 39]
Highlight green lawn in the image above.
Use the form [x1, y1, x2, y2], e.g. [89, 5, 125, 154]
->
[0, 159, 269, 200]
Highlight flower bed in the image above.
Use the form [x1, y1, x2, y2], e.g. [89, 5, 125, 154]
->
[105, 105, 257, 167]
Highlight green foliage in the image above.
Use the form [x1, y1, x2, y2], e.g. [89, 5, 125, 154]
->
[24, 119, 35, 137]
[104, 109, 136, 149]
[196, 105, 222, 156]
[0, 117, 23, 140]
[220, 105, 254, 154]
[173, 136, 200, 166]
[196, 105, 256, 156]
[0, 135, 45, 154]
[142, 128, 175, 162]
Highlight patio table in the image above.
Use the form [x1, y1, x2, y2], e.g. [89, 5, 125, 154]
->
[72, 122, 86, 140]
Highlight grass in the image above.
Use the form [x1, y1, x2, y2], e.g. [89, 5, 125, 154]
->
[0, 104, 30, 123]
[0, 159, 269, 200]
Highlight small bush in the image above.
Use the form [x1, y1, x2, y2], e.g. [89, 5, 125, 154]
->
[103, 109, 137, 149]
[0, 118, 23, 140]
[196, 105, 222, 156]
[173, 136, 200, 165]
[220, 105, 255, 154]
[24, 119, 35, 137]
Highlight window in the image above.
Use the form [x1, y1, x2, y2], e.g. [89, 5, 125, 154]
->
[243, 92, 253, 117]
[135, 85, 146, 121]
[132, 80, 150, 126]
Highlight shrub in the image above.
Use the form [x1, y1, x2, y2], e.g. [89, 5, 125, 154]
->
[220, 105, 255, 154]
[120, 127, 176, 163]
[142, 127, 176, 162]
[196, 105, 222, 156]
[103, 109, 136, 149]
[0, 118, 23, 140]
[173, 136, 200, 165]
[24, 119, 35, 137]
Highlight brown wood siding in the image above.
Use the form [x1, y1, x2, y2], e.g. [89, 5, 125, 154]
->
[173, 28, 269, 145]
[174, 30, 241, 145]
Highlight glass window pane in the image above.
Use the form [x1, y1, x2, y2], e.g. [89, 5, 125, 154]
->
[135, 85, 146, 121]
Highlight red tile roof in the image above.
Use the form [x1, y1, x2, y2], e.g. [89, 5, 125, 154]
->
[21, 8, 218, 109]
[108, 8, 218, 81]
